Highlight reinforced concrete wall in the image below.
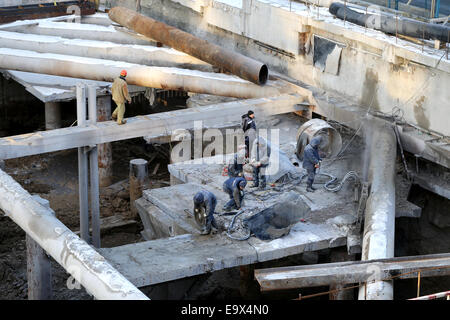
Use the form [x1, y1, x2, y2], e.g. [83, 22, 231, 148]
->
[105, 0, 449, 136]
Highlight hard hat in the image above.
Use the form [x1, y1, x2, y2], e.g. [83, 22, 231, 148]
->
[239, 179, 247, 189]
[193, 192, 204, 204]
[120, 70, 127, 77]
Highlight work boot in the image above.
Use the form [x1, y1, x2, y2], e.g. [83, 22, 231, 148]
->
[258, 176, 266, 190]
[306, 186, 315, 192]
[211, 218, 218, 230]
[111, 114, 117, 121]
[200, 222, 212, 235]
[118, 120, 127, 125]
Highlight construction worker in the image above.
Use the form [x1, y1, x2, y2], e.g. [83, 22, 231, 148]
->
[249, 136, 270, 190]
[302, 135, 323, 192]
[227, 144, 246, 178]
[242, 110, 256, 158]
[222, 176, 247, 211]
[111, 70, 131, 125]
[193, 190, 218, 235]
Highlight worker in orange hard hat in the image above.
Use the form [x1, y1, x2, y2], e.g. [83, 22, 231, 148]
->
[111, 70, 131, 125]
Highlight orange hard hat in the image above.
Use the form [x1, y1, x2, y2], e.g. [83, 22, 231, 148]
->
[120, 70, 127, 76]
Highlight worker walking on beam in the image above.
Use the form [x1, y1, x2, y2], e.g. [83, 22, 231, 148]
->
[193, 190, 218, 235]
[222, 176, 247, 211]
[302, 135, 323, 192]
[111, 70, 132, 125]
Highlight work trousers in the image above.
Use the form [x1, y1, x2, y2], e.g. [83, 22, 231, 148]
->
[112, 102, 125, 124]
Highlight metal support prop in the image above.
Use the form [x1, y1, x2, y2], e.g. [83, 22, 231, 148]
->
[77, 83, 89, 243]
[88, 84, 101, 248]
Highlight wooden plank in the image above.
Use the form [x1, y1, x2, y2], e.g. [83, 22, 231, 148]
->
[254, 253, 450, 291]
[0, 93, 304, 160]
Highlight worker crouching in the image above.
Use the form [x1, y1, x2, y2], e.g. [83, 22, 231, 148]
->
[302, 136, 323, 192]
[222, 176, 247, 211]
[111, 70, 131, 125]
[193, 190, 218, 235]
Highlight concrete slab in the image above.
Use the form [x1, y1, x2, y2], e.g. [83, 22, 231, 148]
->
[99, 221, 347, 287]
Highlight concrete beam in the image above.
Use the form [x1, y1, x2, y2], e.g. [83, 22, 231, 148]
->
[0, 168, 148, 300]
[254, 253, 450, 292]
[0, 93, 305, 160]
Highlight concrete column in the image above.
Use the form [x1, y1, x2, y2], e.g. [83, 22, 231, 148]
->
[44, 101, 61, 130]
[27, 195, 54, 300]
[129, 159, 150, 219]
[88, 85, 101, 248]
[329, 249, 355, 300]
[77, 83, 89, 243]
[96, 96, 113, 187]
[26, 235, 52, 300]
[358, 117, 397, 300]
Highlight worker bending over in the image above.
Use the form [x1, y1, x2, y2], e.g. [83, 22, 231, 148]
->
[302, 135, 323, 192]
[111, 70, 131, 125]
[250, 136, 270, 190]
[227, 145, 246, 177]
[222, 176, 247, 211]
[193, 190, 218, 235]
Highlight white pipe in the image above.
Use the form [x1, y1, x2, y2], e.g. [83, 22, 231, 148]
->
[0, 168, 148, 300]
[0, 30, 212, 71]
[0, 48, 291, 99]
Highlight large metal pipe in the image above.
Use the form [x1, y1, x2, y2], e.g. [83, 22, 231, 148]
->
[0, 168, 148, 300]
[0, 48, 288, 99]
[108, 6, 269, 85]
[358, 117, 397, 300]
[0, 30, 212, 71]
[329, 2, 450, 42]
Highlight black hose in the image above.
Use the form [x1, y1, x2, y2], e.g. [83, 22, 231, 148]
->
[329, 2, 450, 42]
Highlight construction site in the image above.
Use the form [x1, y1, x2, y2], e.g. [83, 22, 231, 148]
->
[0, 0, 449, 302]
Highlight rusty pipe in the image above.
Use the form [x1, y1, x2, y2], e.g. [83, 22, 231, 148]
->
[0, 48, 288, 99]
[108, 6, 269, 85]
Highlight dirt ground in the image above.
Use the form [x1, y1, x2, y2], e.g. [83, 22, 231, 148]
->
[0, 138, 169, 300]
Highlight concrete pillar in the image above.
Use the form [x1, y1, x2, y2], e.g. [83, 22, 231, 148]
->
[358, 117, 397, 300]
[44, 101, 61, 130]
[77, 83, 89, 243]
[27, 195, 54, 300]
[329, 249, 355, 300]
[96, 96, 113, 187]
[129, 159, 150, 219]
[88, 85, 101, 248]
[26, 235, 52, 300]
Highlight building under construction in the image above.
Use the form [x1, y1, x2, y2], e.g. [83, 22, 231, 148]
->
[0, 0, 449, 301]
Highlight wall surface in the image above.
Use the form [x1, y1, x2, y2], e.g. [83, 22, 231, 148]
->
[104, 0, 449, 137]
[2, 0, 68, 6]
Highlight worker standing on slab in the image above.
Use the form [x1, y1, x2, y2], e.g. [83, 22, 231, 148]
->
[250, 136, 270, 190]
[222, 176, 247, 211]
[242, 110, 257, 158]
[227, 144, 246, 177]
[302, 136, 323, 192]
[111, 70, 132, 125]
[193, 190, 218, 235]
